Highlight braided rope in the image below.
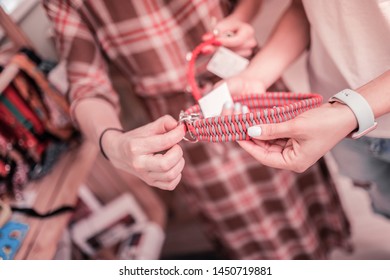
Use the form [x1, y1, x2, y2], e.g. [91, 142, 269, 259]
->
[182, 38, 323, 142]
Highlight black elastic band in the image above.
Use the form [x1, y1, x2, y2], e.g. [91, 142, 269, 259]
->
[98, 128, 124, 160]
[11, 205, 75, 218]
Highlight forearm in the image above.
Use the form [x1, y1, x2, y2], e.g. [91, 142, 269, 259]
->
[241, 0, 309, 88]
[229, 0, 262, 22]
[73, 98, 122, 146]
[356, 70, 390, 119]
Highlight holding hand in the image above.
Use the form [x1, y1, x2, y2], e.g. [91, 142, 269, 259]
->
[202, 17, 257, 57]
[101, 115, 186, 190]
[224, 74, 266, 96]
[238, 103, 358, 172]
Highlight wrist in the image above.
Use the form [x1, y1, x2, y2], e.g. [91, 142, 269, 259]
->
[99, 128, 124, 160]
[238, 68, 270, 90]
[325, 102, 358, 135]
[329, 89, 378, 139]
[228, 2, 261, 23]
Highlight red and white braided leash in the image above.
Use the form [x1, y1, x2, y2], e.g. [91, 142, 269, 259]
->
[180, 38, 323, 142]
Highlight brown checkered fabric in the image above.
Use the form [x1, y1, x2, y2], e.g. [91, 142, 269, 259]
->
[43, 0, 351, 259]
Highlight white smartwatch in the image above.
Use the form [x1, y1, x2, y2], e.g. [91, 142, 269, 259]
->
[328, 89, 377, 139]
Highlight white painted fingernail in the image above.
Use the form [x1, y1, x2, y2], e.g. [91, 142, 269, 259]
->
[248, 126, 262, 137]
[223, 101, 233, 109]
[234, 102, 242, 111]
[242, 105, 249, 114]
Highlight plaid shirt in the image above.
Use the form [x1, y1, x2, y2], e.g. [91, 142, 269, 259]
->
[43, 0, 228, 116]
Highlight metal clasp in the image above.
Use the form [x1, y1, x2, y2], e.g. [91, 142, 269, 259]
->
[179, 111, 200, 143]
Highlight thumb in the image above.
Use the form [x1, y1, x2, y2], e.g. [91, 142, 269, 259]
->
[140, 124, 185, 154]
[247, 121, 295, 140]
[225, 78, 241, 96]
[132, 115, 179, 137]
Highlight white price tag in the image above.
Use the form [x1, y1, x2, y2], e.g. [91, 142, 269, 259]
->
[206, 46, 249, 79]
[198, 82, 233, 118]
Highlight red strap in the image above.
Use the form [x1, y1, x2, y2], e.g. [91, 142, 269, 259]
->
[182, 39, 323, 142]
[186, 38, 221, 101]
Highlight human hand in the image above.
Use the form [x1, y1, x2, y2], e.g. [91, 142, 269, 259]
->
[101, 115, 186, 190]
[224, 74, 266, 96]
[215, 74, 266, 115]
[237, 102, 358, 172]
[202, 17, 257, 57]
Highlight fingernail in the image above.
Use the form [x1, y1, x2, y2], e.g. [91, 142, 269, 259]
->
[223, 101, 233, 109]
[212, 28, 220, 37]
[242, 105, 249, 114]
[248, 126, 262, 137]
[234, 102, 242, 112]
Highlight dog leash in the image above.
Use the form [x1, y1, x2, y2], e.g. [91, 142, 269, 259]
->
[180, 38, 323, 142]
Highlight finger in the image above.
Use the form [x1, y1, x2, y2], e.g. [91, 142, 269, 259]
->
[252, 138, 288, 152]
[153, 174, 182, 191]
[221, 101, 234, 116]
[217, 27, 254, 48]
[148, 157, 185, 182]
[247, 121, 296, 140]
[132, 115, 182, 137]
[234, 102, 242, 114]
[143, 144, 183, 171]
[225, 78, 241, 95]
[213, 20, 240, 36]
[140, 125, 185, 154]
[200, 82, 213, 95]
[201, 45, 216, 54]
[202, 32, 214, 41]
[234, 49, 253, 58]
[228, 40, 257, 56]
[237, 140, 289, 169]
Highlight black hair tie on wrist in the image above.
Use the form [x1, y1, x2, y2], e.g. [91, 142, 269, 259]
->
[99, 128, 124, 160]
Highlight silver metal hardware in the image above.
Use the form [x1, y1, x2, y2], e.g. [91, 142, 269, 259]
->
[178, 111, 200, 143]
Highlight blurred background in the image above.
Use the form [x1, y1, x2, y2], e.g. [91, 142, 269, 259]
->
[1, 0, 389, 260]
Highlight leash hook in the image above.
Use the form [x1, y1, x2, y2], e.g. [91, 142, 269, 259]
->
[179, 111, 199, 143]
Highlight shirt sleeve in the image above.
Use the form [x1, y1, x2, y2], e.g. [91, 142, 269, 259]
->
[43, 0, 120, 124]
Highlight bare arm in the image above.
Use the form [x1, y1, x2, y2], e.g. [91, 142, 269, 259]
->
[227, 0, 262, 22]
[357, 70, 390, 119]
[240, 0, 310, 88]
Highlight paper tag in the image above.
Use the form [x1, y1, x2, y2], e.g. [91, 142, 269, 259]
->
[207, 46, 249, 79]
[198, 82, 233, 118]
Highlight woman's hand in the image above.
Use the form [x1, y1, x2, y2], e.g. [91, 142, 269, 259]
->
[238, 103, 358, 172]
[224, 74, 266, 96]
[202, 17, 257, 57]
[101, 115, 186, 190]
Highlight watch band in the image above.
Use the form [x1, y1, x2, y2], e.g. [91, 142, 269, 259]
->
[329, 89, 377, 139]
